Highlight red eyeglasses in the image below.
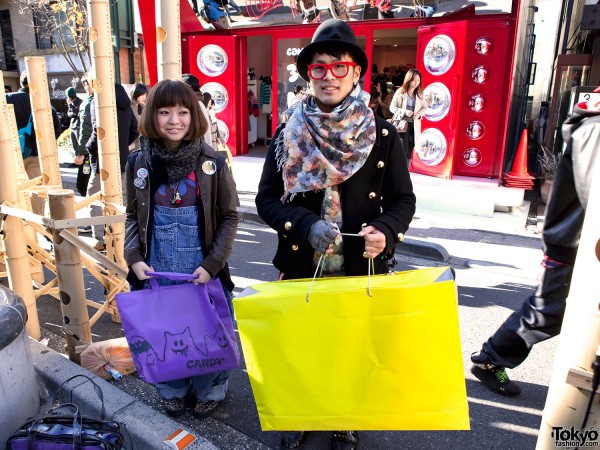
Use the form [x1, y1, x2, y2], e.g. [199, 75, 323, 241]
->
[307, 62, 358, 80]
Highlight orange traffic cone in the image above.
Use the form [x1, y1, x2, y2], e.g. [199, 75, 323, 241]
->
[507, 129, 530, 177]
[504, 129, 534, 189]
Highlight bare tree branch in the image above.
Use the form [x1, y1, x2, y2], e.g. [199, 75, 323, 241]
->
[15, 0, 91, 77]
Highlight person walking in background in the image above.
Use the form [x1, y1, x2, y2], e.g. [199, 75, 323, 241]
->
[6, 71, 62, 215]
[65, 87, 88, 196]
[202, 92, 220, 151]
[256, 19, 415, 450]
[124, 79, 239, 419]
[182, 73, 217, 149]
[470, 90, 600, 397]
[129, 82, 147, 152]
[389, 68, 429, 164]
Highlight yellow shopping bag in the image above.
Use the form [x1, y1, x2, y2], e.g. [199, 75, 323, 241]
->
[234, 266, 469, 431]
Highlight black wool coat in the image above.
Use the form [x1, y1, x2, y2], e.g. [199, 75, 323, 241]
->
[256, 116, 416, 279]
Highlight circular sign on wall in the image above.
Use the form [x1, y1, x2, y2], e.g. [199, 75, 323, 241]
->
[197, 45, 228, 77]
[463, 148, 482, 167]
[216, 119, 229, 144]
[469, 94, 485, 112]
[201, 82, 228, 113]
[423, 34, 456, 75]
[472, 65, 489, 84]
[423, 82, 451, 122]
[416, 128, 447, 166]
[474, 37, 492, 55]
[466, 120, 484, 140]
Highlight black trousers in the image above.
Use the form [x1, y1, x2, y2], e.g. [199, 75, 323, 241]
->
[481, 262, 573, 369]
[400, 121, 415, 161]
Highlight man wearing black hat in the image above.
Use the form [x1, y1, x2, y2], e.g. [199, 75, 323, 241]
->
[6, 71, 62, 215]
[256, 19, 415, 450]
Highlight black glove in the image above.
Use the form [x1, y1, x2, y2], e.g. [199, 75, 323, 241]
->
[308, 220, 339, 254]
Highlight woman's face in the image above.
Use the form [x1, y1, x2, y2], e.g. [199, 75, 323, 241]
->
[137, 93, 147, 105]
[409, 75, 421, 90]
[309, 52, 360, 113]
[156, 105, 191, 150]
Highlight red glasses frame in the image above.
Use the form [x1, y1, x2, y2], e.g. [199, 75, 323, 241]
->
[306, 62, 358, 80]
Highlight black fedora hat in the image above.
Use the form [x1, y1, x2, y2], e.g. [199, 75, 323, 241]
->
[297, 19, 368, 82]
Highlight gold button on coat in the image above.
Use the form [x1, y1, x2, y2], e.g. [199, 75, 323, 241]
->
[292, 244, 299, 251]
[368, 192, 376, 199]
[397, 233, 405, 242]
[382, 129, 389, 136]
[284, 221, 292, 230]
[377, 161, 385, 169]
[361, 223, 367, 228]
[362, 251, 369, 258]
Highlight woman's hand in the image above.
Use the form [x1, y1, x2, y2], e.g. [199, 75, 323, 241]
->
[358, 225, 386, 259]
[405, 110, 414, 117]
[131, 261, 154, 280]
[192, 266, 211, 284]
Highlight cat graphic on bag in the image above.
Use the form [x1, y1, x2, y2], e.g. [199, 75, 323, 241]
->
[129, 324, 230, 376]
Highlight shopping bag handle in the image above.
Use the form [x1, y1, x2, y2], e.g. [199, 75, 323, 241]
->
[146, 271, 198, 282]
[306, 255, 375, 302]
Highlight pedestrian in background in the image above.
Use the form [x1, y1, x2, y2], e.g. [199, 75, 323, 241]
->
[256, 19, 416, 450]
[389, 68, 429, 164]
[124, 79, 239, 419]
[129, 82, 147, 152]
[471, 90, 600, 397]
[182, 73, 217, 149]
[66, 87, 88, 196]
[6, 71, 62, 215]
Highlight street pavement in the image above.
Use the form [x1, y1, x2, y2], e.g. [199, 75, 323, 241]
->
[22, 150, 556, 449]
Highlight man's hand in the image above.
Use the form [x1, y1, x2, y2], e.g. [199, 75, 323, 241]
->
[192, 266, 211, 284]
[131, 261, 154, 280]
[358, 225, 386, 259]
[74, 154, 85, 165]
[308, 220, 339, 254]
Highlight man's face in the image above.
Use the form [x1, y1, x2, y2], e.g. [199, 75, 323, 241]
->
[309, 52, 360, 113]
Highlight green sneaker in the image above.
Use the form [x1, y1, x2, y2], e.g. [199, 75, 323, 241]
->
[470, 364, 521, 397]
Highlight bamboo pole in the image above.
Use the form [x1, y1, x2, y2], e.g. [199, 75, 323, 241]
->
[24, 57, 61, 187]
[6, 104, 45, 284]
[156, 0, 182, 81]
[0, 71, 40, 339]
[48, 190, 92, 362]
[536, 177, 600, 448]
[87, 0, 127, 286]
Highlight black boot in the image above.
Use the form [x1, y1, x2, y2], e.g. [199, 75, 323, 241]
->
[280, 431, 308, 449]
[331, 431, 359, 450]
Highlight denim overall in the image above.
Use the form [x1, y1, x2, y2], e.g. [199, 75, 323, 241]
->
[148, 204, 231, 402]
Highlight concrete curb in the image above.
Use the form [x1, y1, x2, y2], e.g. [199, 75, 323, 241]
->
[29, 339, 218, 450]
[396, 237, 450, 262]
[237, 206, 450, 262]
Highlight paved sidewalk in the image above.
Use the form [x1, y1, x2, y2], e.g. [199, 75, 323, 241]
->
[26, 154, 544, 449]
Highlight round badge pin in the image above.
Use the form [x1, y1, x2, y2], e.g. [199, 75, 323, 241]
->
[137, 168, 148, 179]
[133, 177, 147, 189]
[202, 161, 217, 175]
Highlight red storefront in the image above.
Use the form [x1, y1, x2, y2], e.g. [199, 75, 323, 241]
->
[138, 0, 523, 181]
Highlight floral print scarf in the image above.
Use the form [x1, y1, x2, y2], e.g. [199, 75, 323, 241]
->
[275, 85, 376, 273]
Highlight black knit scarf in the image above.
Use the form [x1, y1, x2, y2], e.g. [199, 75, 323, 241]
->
[141, 136, 203, 183]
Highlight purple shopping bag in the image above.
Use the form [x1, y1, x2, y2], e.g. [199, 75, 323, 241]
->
[115, 272, 239, 384]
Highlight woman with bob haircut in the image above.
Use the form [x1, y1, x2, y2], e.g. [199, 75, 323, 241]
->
[124, 79, 240, 419]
